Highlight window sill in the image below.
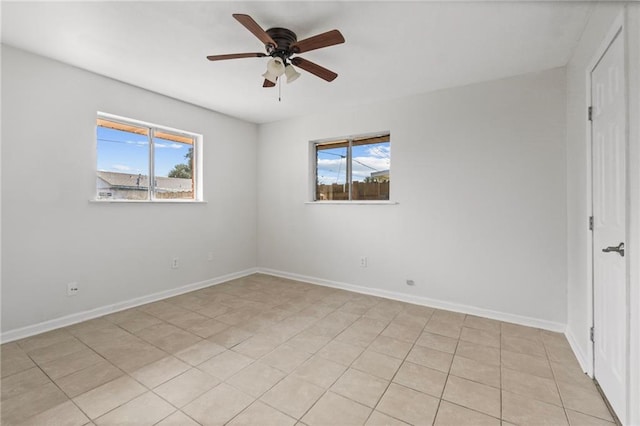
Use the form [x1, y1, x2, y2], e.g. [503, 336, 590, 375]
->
[305, 201, 398, 205]
[90, 199, 207, 204]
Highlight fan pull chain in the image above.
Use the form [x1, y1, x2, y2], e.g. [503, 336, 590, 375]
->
[278, 77, 282, 102]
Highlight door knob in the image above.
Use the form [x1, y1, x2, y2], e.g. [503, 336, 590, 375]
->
[602, 242, 624, 257]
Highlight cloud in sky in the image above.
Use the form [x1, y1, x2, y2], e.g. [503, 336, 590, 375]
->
[112, 164, 136, 172]
[155, 142, 184, 149]
[317, 155, 390, 184]
[125, 140, 148, 147]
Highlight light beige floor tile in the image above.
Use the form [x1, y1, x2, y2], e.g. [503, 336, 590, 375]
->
[502, 335, 546, 358]
[72, 375, 146, 419]
[406, 345, 453, 373]
[380, 322, 422, 343]
[260, 344, 312, 373]
[377, 383, 439, 425]
[113, 312, 163, 333]
[165, 311, 210, 330]
[17, 329, 75, 353]
[28, 338, 88, 365]
[94, 392, 175, 425]
[134, 323, 202, 354]
[502, 367, 562, 406]
[186, 318, 230, 338]
[1, 367, 51, 401]
[55, 360, 124, 398]
[501, 349, 553, 379]
[260, 375, 325, 418]
[335, 326, 379, 348]
[450, 355, 501, 388]
[431, 310, 466, 324]
[207, 326, 253, 348]
[460, 326, 501, 348]
[442, 375, 501, 418]
[228, 401, 296, 426]
[369, 336, 413, 360]
[292, 355, 346, 388]
[183, 383, 254, 426]
[1, 382, 69, 425]
[423, 320, 462, 339]
[18, 400, 89, 426]
[501, 323, 542, 342]
[302, 391, 372, 426]
[455, 340, 500, 366]
[566, 409, 615, 425]
[174, 340, 226, 366]
[316, 340, 364, 366]
[226, 361, 286, 397]
[154, 368, 219, 408]
[198, 350, 253, 380]
[393, 361, 447, 398]
[434, 400, 500, 426]
[551, 361, 593, 387]
[331, 368, 389, 408]
[463, 315, 501, 332]
[286, 331, 332, 354]
[364, 411, 410, 426]
[154, 410, 200, 426]
[1, 345, 36, 378]
[352, 350, 403, 381]
[39, 348, 103, 380]
[130, 356, 190, 389]
[556, 380, 614, 421]
[415, 331, 458, 354]
[98, 340, 167, 373]
[502, 390, 568, 426]
[232, 334, 281, 359]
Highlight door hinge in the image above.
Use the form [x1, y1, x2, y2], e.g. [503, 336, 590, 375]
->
[588, 106, 593, 121]
[589, 216, 594, 231]
[590, 326, 595, 342]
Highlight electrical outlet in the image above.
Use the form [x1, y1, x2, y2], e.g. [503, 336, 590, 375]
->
[67, 282, 79, 296]
[360, 256, 368, 267]
[171, 257, 179, 269]
[406, 279, 415, 286]
[207, 252, 214, 262]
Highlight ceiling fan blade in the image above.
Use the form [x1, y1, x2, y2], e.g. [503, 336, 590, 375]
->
[233, 14, 277, 47]
[207, 53, 267, 61]
[263, 79, 276, 87]
[291, 29, 345, 54]
[291, 57, 338, 82]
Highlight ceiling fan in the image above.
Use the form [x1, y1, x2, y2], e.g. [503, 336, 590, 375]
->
[207, 14, 345, 87]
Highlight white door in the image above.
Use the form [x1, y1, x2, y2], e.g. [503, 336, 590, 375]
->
[592, 29, 626, 422]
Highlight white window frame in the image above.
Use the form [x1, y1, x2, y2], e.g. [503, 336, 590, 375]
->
[309, 131, 392, 203]
[95, 112, 204, 203]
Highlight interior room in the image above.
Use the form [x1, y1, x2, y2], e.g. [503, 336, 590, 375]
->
[1, 1, 639, 425]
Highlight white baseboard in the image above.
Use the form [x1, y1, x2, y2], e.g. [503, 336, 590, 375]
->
[565, 326, 593, 376]
[0, 268, 258, 344]
[259, 268, 566, 333]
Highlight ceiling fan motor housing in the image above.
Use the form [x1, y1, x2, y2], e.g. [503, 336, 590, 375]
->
[265, 27, 298, 59]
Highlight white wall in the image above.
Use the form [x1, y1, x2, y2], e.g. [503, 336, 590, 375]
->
[258, 68, 568, 328]
[1, 46, 258, 333]
[565, 3, 626, 373]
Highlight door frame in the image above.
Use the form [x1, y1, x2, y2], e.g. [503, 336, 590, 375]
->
[585, 8, 640, 426]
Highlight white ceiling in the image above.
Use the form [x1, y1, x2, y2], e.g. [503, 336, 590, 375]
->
[1, 1, 594, 124]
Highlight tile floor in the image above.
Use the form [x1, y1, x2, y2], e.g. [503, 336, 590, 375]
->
[1, 274, 616, 425]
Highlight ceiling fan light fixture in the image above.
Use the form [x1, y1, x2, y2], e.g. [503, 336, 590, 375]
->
[284, 64, 301, 83]
[266, 57, 285, 77]
[262, 70, 278, 84]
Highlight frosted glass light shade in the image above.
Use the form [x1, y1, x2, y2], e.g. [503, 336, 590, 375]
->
[262, 71, 278, 84]
[284, 65, 300, 83]
[267, 57, 285, 76]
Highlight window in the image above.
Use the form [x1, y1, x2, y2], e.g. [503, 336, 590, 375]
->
[314, 132, 390, 201]
[95, 113, 201, 201]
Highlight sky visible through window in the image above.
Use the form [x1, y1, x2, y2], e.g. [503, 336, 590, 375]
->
[317, 141, 390, 184]
[97, 127, 191, 177]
